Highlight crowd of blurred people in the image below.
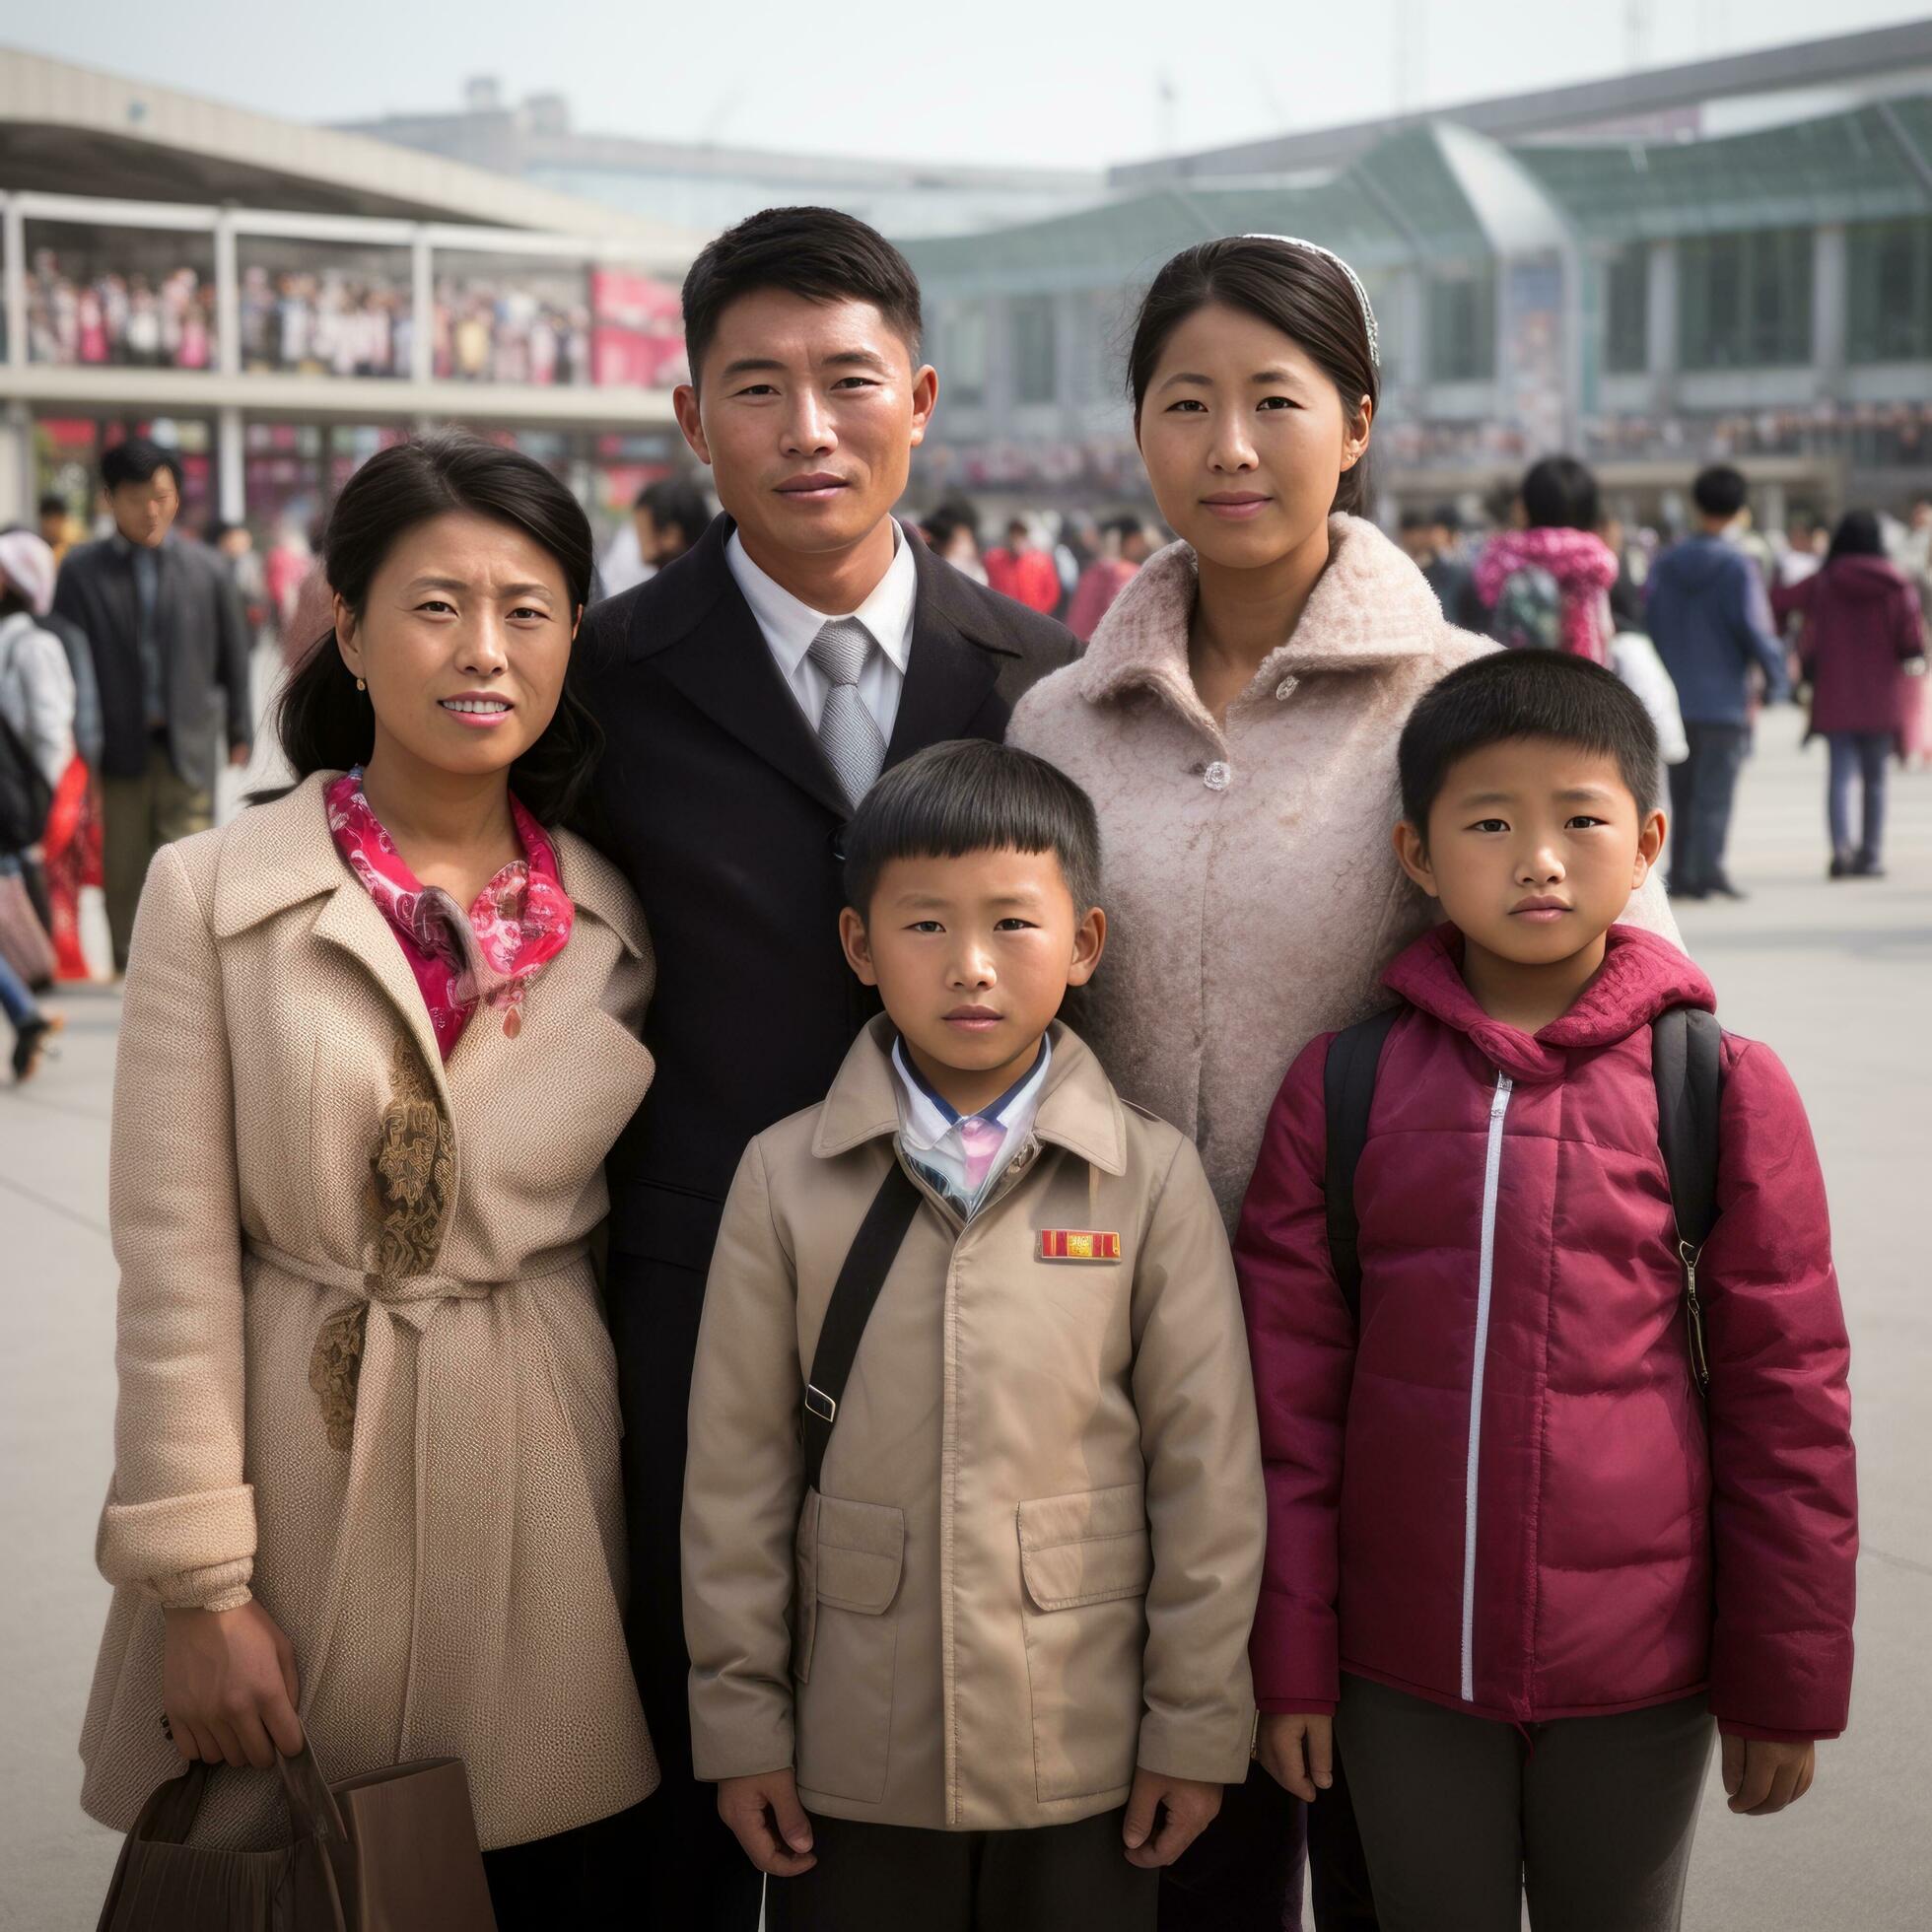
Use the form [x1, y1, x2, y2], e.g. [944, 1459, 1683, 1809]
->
[238, 265, 411, 379]
[25, 253, 218, 371]
[433, 281, 595, 387]
[906, 463, 1931, 894]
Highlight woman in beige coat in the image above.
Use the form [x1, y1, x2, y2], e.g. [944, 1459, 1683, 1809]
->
[79, 434, 657, 1927]
[1008, 237, 1677, 1926]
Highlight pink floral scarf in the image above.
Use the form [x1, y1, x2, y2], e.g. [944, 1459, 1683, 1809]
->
[325, 768, 574, 1057]
[1475, 525, 1620, 663]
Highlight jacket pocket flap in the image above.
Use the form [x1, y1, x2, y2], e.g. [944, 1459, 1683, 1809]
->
[1018, 1484, 1151, 1612]
[815, 1495, 906, 1615]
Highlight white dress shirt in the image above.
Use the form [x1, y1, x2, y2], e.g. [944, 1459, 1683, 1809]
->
[890, 1034, 1052, 1219]
[725, 521, 918, 745]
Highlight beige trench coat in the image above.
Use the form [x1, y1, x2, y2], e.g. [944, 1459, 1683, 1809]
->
[79, 772, 659, 1850]
[682, 1016, 1265, 1833]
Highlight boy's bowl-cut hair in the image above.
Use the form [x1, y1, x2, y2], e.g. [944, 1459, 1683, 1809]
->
[1398, 650, 1662, 833]
[680, 205, 923, 391]
[844, 739, 1103, 921]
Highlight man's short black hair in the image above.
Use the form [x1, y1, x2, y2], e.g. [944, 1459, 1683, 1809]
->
[1398, 650, 1661, 832]
[1399, 508, 1429, 533]
[100, 436, 180, 493]
[844, 739, 1102, 921]
[636, 475, 712, 547]
[37, 492, 67, 518]
[1691, 463, 1749, 521]
[680, 205, 923, 389]
[1429, 502, 1463, 533]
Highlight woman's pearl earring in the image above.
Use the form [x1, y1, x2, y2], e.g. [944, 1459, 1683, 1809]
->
[355, 677, 367, 692]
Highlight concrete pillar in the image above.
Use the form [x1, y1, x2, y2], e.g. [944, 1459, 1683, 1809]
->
[215, 215, 240, 379]
[0, 400, 31, 528]
[1813, 225, 1847, 402]
[218, 405, 245, 523]
[411, 230, 434, 384]
[1647, 239, 1678, 412]
[3, 196, 27, 372]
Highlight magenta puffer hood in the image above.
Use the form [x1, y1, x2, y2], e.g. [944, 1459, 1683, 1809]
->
[1381, 922, 1715, 1083]
[1235, 923, 1856, 1740]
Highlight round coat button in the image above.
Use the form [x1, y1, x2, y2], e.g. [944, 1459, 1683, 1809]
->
[1204, 760, 1232, 791]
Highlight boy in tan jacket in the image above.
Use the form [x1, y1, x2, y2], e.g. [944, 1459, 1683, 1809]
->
[681, 739, 1265, 1929]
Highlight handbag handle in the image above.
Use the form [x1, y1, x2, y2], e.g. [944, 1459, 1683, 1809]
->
[276, 1743, 350, 1844]
[127, 1745, 348, 1847]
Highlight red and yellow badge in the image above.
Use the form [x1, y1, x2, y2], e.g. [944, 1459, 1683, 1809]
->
[1037, 1229, 1122, 1263]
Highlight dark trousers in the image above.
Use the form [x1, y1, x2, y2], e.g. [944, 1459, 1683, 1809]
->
[1336, 1676, 1714, 1932]
[481, 1800, 656, 1931]
[102, 735, 213, 971]
[764, 1806, 1158, 1932]
[1157, 1760, 1308, 1931]
[1826, 729, 1890, 862]
[1666, 723, 1750, 893]
[608, 1252, 764, 1932]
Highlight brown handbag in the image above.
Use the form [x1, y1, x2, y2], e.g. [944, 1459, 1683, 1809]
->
[97, 1745, 498, 1932]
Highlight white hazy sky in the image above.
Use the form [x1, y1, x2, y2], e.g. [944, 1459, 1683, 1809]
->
[10, 1, 1932, 169]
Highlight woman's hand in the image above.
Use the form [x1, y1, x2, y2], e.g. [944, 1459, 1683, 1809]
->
[162, 1601, 304, 1768]
[1256, 1712, 1335, 1802]
[1721, 1734, 1816, 1817]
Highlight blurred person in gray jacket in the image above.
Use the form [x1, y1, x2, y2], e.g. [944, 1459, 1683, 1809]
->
[51, 438, 251, 969]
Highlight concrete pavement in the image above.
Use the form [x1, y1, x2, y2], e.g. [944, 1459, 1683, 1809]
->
[3, 707, 1927, 1927]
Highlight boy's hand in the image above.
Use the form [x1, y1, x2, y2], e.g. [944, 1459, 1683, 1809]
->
[1721, 1735, 1816, 1816]
[1256, 1713, 1334, 1803]
[1122, 1768, 1221, 1869]
[717, 1768, 817, 1876]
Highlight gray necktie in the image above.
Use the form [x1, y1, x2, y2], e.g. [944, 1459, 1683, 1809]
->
[807, 618, 887, 810]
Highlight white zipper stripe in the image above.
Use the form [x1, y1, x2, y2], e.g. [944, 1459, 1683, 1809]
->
[1461, 1070, 1513, 1703]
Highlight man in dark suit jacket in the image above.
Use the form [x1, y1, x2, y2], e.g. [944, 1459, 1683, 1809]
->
[573, 206, 1074, 1926]
[52, 437, 251, 968]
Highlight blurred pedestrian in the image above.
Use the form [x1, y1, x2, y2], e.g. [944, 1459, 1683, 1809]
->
[985, 517, 1061, 613]
[38, 492, 77, 567]
[211, 519, 273, 652]
[265, 520, 314, 665]
[1474, 456, 1618, 662]
[1, 526, 99, 981]
[50, 438, 253, 972]
[1645, 464, 1789, 902]
[1065, 513, 1151, 642]
[1773, 511, 1928, 879]
[636, 476, 712, 572]
[918, 497, 988, 583]
[1420, 503, 1486, 631]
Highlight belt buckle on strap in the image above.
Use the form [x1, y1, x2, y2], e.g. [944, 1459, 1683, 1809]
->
[802, 1385, 837, 1424]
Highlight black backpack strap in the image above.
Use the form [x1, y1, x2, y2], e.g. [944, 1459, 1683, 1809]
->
[1323, 1005, 1401, 1325]
[801, 1161, 923, 1495]
[1651, 1005, 1725, 1390]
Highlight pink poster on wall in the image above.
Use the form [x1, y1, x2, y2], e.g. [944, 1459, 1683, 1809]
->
[590, 270, 686, 389]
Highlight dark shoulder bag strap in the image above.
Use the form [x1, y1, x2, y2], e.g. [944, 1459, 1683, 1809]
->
[1652, 1004, 1725, 1391]
[1323, 1005, 1402, 1326]
[801, 1162, 924, 1495]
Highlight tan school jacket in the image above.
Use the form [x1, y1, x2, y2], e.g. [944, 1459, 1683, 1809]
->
[682, 1015, 1265, 1832]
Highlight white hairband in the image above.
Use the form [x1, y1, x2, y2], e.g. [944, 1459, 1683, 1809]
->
[1239, 234, 1381, 372]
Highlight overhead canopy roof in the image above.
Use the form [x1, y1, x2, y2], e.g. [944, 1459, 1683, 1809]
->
[904, 128, 1493, 295]
[0, 46, 699, 253]
[1519, 100, 1932, 240]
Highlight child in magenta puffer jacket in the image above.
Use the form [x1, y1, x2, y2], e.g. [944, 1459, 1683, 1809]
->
[1236, 651, 1856, 1932]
